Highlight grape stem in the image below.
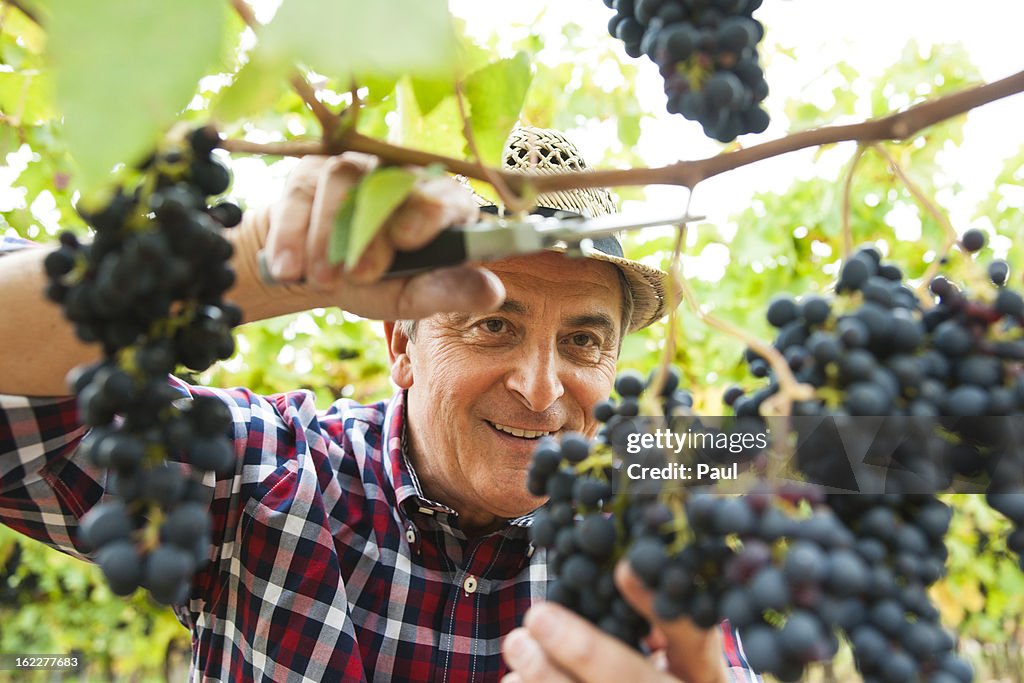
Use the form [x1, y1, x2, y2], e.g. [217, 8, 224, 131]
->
[647, 219, 688, 413]
[453, 81, 525, 212]
[868, 143, 968, 301]
[529, 69, 1024, 194]
[674, 263, 810, 482]
[290, 74, 339, 138]
[220, 69, 1024, 206]
[675, 269, 813, 411]
[840, 144, 867, 261]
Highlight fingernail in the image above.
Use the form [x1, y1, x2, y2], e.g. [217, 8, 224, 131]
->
[524, 603, 560, 640]
[503, 629, 537, 668]
[271, 250, 297, 280]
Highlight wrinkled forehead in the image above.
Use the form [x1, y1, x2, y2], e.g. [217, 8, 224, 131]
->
[489, 250, 622, 305]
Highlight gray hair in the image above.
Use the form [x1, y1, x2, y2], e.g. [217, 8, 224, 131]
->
[395, 268, 635, 347]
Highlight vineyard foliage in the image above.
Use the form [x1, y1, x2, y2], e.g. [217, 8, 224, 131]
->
[1, 1, 1023, 679]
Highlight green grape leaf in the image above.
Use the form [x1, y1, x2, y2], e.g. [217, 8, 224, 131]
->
[328, 191, 359, 266]
[347, 167, 418, 267]
[0, 71, 56, 126]
[336, 167, 418, 268]
[46, 0, 227, 190]
[261, 0, 455, 80]
[410, 74, 454, 117]
[213, 54, 291, 123]
[358, 72, 400, 105]
[462, 52, 532, 164]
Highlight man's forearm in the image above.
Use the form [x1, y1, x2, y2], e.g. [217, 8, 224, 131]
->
[0, 208, 325, 397]
[0, 247, 97, 396]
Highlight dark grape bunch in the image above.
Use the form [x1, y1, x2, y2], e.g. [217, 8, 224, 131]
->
[43, 126, 243, 604]
[603, 0, 769, 141]
[715, 231, 1024, 680]
[527, 368, 690, 647]
[529, 361, 975, 681]
[732, 235, 1024, 556]
[640, 486, 970, 683]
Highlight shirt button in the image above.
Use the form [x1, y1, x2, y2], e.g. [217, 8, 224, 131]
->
[463, 575, 478, 594]
[406, 527, 416, 543]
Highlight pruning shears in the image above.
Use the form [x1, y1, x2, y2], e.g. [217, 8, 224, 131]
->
[257, 207, 701, 284]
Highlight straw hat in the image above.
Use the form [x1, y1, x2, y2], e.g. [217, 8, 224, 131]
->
[489, 127, 670, 332]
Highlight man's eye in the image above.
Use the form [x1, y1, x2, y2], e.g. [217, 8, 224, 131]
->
[570, 333, 595, 347]
[482, 319, 506, 333]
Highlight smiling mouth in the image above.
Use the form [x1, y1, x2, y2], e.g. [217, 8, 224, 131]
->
[487, 421, 554, 440]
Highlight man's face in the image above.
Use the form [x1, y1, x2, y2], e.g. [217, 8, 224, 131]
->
[388, 251, 624, 532]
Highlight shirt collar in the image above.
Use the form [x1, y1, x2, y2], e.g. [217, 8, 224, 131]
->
[381, 390, 537, 531]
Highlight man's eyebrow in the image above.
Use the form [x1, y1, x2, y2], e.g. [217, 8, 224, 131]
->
[498, 299, 528, 316]
[442, 299, 528, 327]
[566, 312, 617, 339]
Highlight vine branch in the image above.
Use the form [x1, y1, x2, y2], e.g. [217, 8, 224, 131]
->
[530, 68, 1024, 194]
[221, 69, 1024, 204]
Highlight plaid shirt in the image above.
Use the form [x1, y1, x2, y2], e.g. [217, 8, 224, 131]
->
[0, 236, 760, 682]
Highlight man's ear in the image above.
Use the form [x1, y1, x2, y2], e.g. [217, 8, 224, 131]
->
[383, 321, 414, 389]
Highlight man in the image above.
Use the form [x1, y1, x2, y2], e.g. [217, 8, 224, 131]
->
[0, 128, 759, 682]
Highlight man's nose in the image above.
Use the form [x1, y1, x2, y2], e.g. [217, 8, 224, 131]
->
[505, 345, 565, 413]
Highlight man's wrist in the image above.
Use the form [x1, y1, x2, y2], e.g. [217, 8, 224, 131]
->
[226, 207, 327, 322]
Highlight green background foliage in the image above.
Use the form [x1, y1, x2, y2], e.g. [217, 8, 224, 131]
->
[1, 1, 1022, 680]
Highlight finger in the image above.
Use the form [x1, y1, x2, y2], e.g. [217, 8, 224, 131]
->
[347, 232, 393, 283]
[521, 603, 671, 683]
[615, 562, 728, 683]
[500, 674, 523, 683]
[389, 266, 505, 320]
[502, 628, 576, 683]
[387, 176, 480, 250]
[614, 559, 656, 619]
[306, 154, 376, 289]
[264, 155, 330, 281]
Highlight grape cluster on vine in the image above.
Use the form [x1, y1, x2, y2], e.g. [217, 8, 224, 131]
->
[733, 235, 1024, 558]
[526, 368, 690, 648]
[603, 0, 769, 141]
[529, 362, 975, 678]
[43, 126, 243, 604]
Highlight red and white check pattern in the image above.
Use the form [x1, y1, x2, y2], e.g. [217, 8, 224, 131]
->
[0, 236, 761, 682]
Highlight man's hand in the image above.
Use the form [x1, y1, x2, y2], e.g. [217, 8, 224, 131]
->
[501, 561, 730, 683]
[232, 153, 505, 322]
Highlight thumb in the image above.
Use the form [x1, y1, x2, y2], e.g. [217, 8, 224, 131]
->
[392, 266, 505, 319]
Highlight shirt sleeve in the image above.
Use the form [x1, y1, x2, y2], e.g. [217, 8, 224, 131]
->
[0, 236, 100, 556]
[0, 379, 267, 588]
[0, 394, 94, 557]
[0, 235, 318, 608]
[720, 621, 764, 683]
